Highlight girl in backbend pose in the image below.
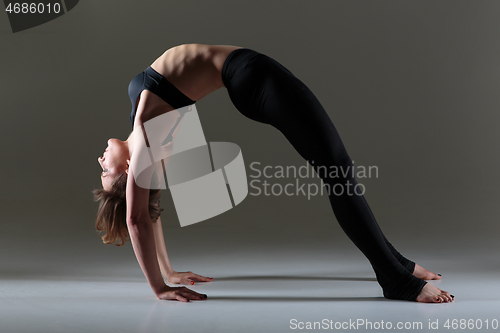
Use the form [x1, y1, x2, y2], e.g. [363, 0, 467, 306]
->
[94, 44, 454, 303]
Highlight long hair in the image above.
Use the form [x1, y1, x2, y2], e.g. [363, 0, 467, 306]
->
[92, 172, 163, 246]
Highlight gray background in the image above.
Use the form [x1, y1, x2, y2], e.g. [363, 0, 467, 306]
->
[1, 1, 499, 332]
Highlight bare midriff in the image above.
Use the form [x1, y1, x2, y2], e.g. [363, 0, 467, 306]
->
[150, 44, 243, 101]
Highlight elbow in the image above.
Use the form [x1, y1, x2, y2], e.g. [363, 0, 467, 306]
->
[126, 216, 149, 237]
[126, 216, 141, 227]
[126, 212, 150, 227]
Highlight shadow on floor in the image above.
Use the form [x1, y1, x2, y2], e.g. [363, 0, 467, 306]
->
[213, 275, 377, 282]
[0, 269, 377, 284]
[206, 296, 385, 302]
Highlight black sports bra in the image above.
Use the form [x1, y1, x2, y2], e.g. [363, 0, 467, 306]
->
[128, 66, 196, 127]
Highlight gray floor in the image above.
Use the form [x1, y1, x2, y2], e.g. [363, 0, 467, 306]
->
[1, 219, 499, 333]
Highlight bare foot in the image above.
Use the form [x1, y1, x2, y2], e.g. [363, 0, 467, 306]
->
[416, 283, 454, 303]
[413, 264, 442, 280]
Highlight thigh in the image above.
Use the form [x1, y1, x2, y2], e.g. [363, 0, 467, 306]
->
[261, 71, 352, 171]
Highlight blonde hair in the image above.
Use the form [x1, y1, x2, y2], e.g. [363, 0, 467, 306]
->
[92, 172, 163, 246]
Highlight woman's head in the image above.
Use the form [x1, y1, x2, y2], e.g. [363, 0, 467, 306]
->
[98, 138, 130, 191]
[94, 138, 162, 246]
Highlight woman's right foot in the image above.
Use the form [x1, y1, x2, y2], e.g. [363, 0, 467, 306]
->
[416, 283, 454, 303]
[413, 263, 442, 280]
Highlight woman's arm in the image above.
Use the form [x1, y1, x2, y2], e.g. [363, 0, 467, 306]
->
[152, 215, 174, 278]
[152, 216, 213, 285]
[126, 169, 207, 302]
[125, 203, 165, 294]
[125, 128, 207, 302]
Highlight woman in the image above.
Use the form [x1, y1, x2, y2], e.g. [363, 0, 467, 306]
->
[94, 44, 454, 303]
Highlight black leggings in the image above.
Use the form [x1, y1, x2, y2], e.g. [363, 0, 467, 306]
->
[222, 48, 427, 301]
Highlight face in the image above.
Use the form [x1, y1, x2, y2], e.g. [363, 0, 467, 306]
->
[98, 139, 130, 190]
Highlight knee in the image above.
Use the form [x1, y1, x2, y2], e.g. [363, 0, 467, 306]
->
[313, 148, 355, 183]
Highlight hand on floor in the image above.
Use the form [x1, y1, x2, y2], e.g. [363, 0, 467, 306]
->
[155, 285, 208, 302]
[167, 270, 213, 285]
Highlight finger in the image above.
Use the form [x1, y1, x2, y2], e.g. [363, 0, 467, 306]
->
[177, 285, 201, 294]
[185, 273, 213, 282]
[182, 291, 205, 300]
[175, 294, 189, 302]
[183, 288, 208, 299]
[190, 274, 213, 282]
[182, 278, 195, 285]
